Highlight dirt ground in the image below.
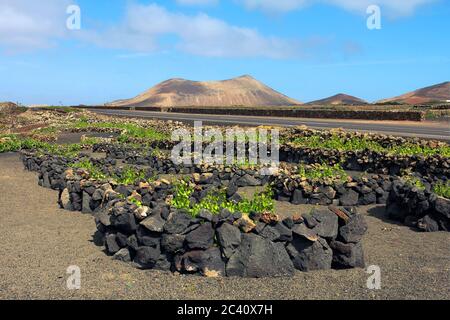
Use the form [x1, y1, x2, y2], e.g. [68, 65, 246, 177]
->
[0, 152, 449, 300]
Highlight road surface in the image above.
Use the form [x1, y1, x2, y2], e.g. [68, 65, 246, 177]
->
[93, 109, 450, 141]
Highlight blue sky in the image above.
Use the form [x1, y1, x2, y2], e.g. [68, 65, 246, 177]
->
[0, 0, 449, 105]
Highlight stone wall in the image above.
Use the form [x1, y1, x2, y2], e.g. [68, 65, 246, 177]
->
[92, 142, 450, 179]
[96, 204, 367, 278]
[386, 180, 450, 232]
[280, 146, 450, 178]
[272, 174, 392, 206]
[76, 106, 425, 121]
[21, 151, 368, 278]
[21, 148, 448, 238]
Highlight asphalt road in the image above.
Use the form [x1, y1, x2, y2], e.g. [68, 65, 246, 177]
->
[94, 109, 450, 141]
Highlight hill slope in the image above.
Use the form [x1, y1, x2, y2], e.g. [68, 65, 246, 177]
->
[377, 82, 450, 104]
[0, 102, 20, 112]
[306, 93, 367, 105]
[108, 75, 301, 107]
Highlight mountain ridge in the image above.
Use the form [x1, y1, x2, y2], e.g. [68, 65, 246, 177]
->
[108, 75, 302, 108]
[377, 81, 450, 104]
[306, 93, 368, 105]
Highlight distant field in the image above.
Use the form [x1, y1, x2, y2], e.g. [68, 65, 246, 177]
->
[73, 104, 428, 121]
[72, 103, 450, 111]
[32, 103, 450, 122]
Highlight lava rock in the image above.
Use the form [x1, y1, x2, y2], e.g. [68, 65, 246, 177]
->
[185, 222, 215, 250]
[113, 248, 131, 262]
[154, 253, 172, 271]
[273, 221, 293, 242]
[110, 211, 138, 234]
[359, 192, 377, 205]
[115, 232, 128, 248]
[126, 234, 139, 251]
[292, 223, 319, 242]
[136, 226, 161, 247]
[229, 193, 243, 203]
[200, 247, 226, 277]
[95, 210, 111, 227]
[92, 188, 104, 201]
[217, 209, 234, 223]
[161, 233, 186, 254]
[329, 240, 365, 268]
[164, 211, 192, 234]
[404, 215, 418, 228]
[177, 248, 226, 276]
[226, 233, 294, 278]
[226, 182, 238, 197]
[282, 217, 294, 229]
[435, 197, 450, 218]
[105, 234, 120, 255]
[339, 214, 368, 243]
[286, 237, 332, 271]
[302, 214, 318, 228]
[134, 246, 161, 268]
[309, 193, 332, 205]
[216, 223, 242, 259]
[82, 191, 92, 213]
[416, 200, 430, 216]
[197, 209, 213, 222]
[340, 189, 359, 206]
[291, 189, 307, 205]
[311, 209, 338, 239]
[237, 174, 261, 187]
[417, 215, 440, 232]
[258, 225, 281, 242]
[321, 186, 336, 199]
[140, 213, 166, 233]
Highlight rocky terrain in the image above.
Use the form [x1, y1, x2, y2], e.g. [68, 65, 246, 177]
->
[1, 108, 449, 298]
[1, 152, 449, 299]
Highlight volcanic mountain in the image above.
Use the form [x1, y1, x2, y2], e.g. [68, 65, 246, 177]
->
[377, 81, 450, 104]
[108, 75, 301, 108]
[306, 93, 368, 105]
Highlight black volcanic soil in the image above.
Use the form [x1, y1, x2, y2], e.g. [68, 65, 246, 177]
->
[0, 153, 449, 300]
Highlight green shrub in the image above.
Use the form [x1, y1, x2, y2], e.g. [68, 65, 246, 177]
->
[171, 180, 195, 212]
[171, 180, 275, 217]
[80, 137, 102, 146]
[291, 134, 450, 158]
[69, 159, 106, 180]
[128, 197, 143, 207]
[114, 166, 147, 185]
[433, 181, 450, 199]
[0, 135, 26, 153]
[401, 175, 426, 190]
[298, 163, 348, 181]
[38, 143, 82, 158]
[40, 106, 83, 113]
[73, 119, 169, 142]
[0, 135, 81, 157]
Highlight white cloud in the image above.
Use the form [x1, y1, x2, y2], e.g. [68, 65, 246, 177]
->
[0, 1, 359, 59]
[84, 3, 303, 58]
[0, 0, 72, 52]
[239, 0, 437, 16]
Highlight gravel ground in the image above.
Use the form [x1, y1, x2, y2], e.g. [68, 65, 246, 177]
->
[0, 152, 449, 300]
